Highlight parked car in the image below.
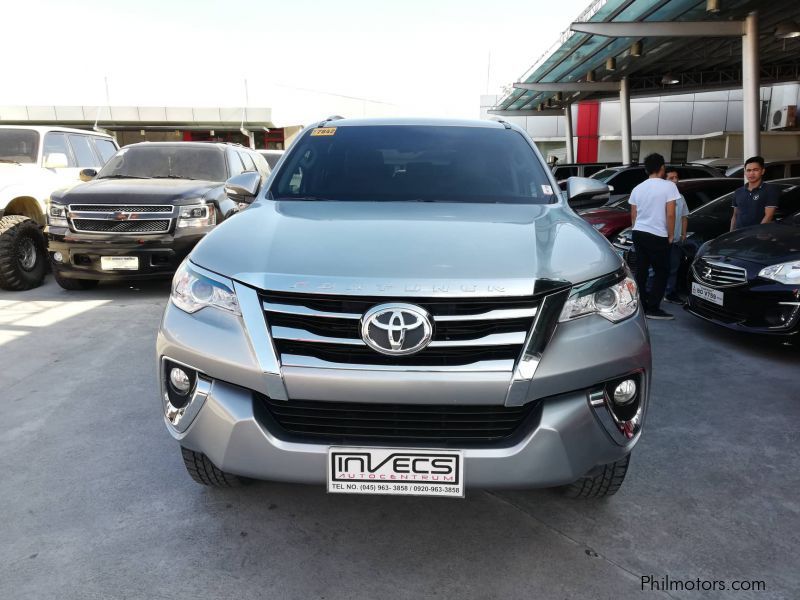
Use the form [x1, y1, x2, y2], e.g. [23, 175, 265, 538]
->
[686, 212, 800, 339]
[579, 177, 741, 239]
[46, 142, 269, 290]
[725, 159, 800, 180]
[0, 125, 118, 290]
[157, 117, 650, 498]
[692, 157, 743, 174]
[257, 149, 284, 169]
[613, 178, 800, 292]
[586, 164, 721, 207]
[553, 162, 621, 180]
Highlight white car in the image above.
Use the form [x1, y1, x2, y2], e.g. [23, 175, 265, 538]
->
[0, 125, 119, 290]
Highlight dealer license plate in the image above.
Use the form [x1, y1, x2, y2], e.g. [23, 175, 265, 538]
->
[691, 282, 723, 306]
[101, 256, 139, 271]
[328, 447, 464, 498]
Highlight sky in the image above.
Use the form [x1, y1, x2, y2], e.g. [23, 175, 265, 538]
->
[2, 0, 590, 126]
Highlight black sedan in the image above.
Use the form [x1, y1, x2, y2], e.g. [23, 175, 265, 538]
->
[686, 213, 800, 338]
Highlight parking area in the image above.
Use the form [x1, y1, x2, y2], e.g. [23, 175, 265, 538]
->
[1, 277, 797, 600]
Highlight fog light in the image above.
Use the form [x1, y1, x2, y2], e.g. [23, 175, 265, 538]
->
[613, 379, 637, 405]
[53, 251, 63, 263]
[169, 367, 192, 395]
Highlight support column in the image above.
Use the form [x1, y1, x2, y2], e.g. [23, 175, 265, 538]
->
[563, 104, 575, 163]
[620, 76, 632, 164]
[742, 11, 760, 159]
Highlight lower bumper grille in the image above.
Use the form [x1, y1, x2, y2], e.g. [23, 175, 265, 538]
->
[258, 396, 539, 445]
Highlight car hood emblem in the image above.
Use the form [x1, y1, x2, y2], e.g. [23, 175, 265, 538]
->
[361, 303, 433, 356]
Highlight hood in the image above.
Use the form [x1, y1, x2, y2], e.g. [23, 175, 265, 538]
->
[52, 178, 221, 205]
[190, 200, 622, 296]
[701, 223, 800, 266]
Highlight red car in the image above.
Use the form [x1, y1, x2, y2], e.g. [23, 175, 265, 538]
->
[578, 178, 742, 239]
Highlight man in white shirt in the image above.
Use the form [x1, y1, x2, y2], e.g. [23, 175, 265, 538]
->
[629, 153, 678, 320]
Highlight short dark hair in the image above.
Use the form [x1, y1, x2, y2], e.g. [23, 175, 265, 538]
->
[644, 153, 665, 175]
[744, 155, 765, 168]
[665, 166, 679, 176]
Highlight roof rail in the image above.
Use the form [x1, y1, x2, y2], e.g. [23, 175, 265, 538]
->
[318, 115, 345, 127]
[489, 117, 513, 130]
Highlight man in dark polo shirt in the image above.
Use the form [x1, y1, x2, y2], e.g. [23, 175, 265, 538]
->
[730, 156, 778, 230]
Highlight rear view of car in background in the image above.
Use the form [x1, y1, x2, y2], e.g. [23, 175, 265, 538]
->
[0, 125, 118, 290]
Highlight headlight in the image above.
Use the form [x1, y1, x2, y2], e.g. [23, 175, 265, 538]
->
[177, 203, 216, 228]
[559, 275, 638, 323]
[759, 260, 800, 285]
[48, 202, 69, 227]
[592, 222, 607, 231]
[171, 261, 240, 314]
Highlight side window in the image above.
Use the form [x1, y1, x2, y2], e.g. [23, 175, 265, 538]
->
[42, 133, 76, 167]
[683, 191, 710, 211]
[251, 152, 271, 177]
[93, 138, 118, 164]
[582, 165, 604, 177]
[764, 164, 785, 181]
[553, 166, 577, 179]
[227, 150, 245, 177]
[790, 163, 800, 178]
[610, 169, 646, 194]
[68, 134, 100, 168]
[776, 188, 800, 218]
[238, 150, 256, 172]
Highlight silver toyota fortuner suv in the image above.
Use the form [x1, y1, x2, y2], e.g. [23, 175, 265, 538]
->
[157, 118, 650, 498]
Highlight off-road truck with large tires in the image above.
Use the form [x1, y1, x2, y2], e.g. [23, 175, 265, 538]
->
[0, 125, 118, 290]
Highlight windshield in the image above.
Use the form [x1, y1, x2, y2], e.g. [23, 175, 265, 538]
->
[271, 125, 556, 204]
[0, 129, 39, 164]
[97, 145, 226, 181]
[591, 169, 620, 183]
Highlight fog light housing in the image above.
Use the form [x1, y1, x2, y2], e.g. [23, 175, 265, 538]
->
[170, 367, 192, 394]
[612, 379, 637, 406]
[164, 360, 197, 409]
[53, 251, 64, 263]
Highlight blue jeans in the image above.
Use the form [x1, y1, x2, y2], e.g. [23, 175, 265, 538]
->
[665, 242, 683, 295]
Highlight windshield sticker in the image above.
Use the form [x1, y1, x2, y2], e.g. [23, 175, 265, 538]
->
[541, 185, 553, 195]
[311, 127, 337, 137]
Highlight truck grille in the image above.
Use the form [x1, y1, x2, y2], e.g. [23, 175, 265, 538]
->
[68, 204, 174, 235]
[261, 291, 541, 368]
[71, 219, 171, 233]
[692, 258, 747, 287]
[258, 395, 538, 444]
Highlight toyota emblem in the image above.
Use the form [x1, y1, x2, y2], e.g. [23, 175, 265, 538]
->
[361, 303, 433, 356]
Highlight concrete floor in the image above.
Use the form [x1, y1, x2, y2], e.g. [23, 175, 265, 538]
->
[1, 277, 798, 600]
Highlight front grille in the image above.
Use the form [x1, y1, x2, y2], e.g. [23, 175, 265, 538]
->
[69, 204, 173, 213]
[72, 219, 171, 233]
[258, 395, 539, 445]
[262, 290, 541, 368]
[693, 258, 747, 287]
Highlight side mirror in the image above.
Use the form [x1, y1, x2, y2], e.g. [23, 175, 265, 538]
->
[225, 172, 261, 204]
[566, 176, 611, 203]
[79, 168, 97, 182]
[44, 153, 69, 169]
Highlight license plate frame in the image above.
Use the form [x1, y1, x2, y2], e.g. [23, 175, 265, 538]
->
[691, 281, 724, 306]
[328, 447, 464, 498]
[100, 256, 139, 271]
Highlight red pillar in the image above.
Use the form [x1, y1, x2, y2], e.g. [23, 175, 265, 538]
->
[576, 101, 599, 163]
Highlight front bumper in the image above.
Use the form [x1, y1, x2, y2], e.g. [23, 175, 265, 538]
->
[47, 228, 204, 280]
[156, 286, 652, 489]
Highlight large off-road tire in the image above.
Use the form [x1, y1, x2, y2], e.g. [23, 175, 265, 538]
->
[563, 454, 631, 498]
[0, 215, 47, 291]
[181, 447, 243, 487]
[54, 270, 99, 291]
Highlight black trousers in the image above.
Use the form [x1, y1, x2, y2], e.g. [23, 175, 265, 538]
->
[632, 230, 670, 312]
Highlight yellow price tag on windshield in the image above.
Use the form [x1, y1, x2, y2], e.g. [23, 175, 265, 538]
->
[311, 127, 337, 137]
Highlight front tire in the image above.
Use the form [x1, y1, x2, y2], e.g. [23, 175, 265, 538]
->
[181, 447, 243, 487]
[0, 215, 47, 291]
[54, 271, 99, 291]
[563, 454, 631, 498]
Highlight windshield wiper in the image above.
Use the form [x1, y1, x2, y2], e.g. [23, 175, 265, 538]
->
[149, 175, 200, 180]
[273, 195, 336, 201]
[98, 174, 152, 179]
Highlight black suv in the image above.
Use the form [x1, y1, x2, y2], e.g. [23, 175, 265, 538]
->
[46, 142, 270, 290]
[587, 164, 721, 207]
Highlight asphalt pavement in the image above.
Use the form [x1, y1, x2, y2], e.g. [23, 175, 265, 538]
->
[1, 276, 798, 600]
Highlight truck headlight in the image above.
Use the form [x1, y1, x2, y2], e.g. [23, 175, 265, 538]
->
[171, 261, 240, 315]
[177, 203, 216, 228]
[759, 260, 800, 285]
[559, 275, 638, 323]
[48, 202, 69, 227]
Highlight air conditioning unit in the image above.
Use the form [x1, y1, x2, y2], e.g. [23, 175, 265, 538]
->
[769, 105, 797, 130]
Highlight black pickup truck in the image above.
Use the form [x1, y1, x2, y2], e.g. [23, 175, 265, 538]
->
[46, 141, 269, 290]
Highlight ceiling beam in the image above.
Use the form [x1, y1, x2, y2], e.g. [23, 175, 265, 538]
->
[488, 109, 565, 117]
[513, 81, 621, 92]
[570, 20, 744, 38]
